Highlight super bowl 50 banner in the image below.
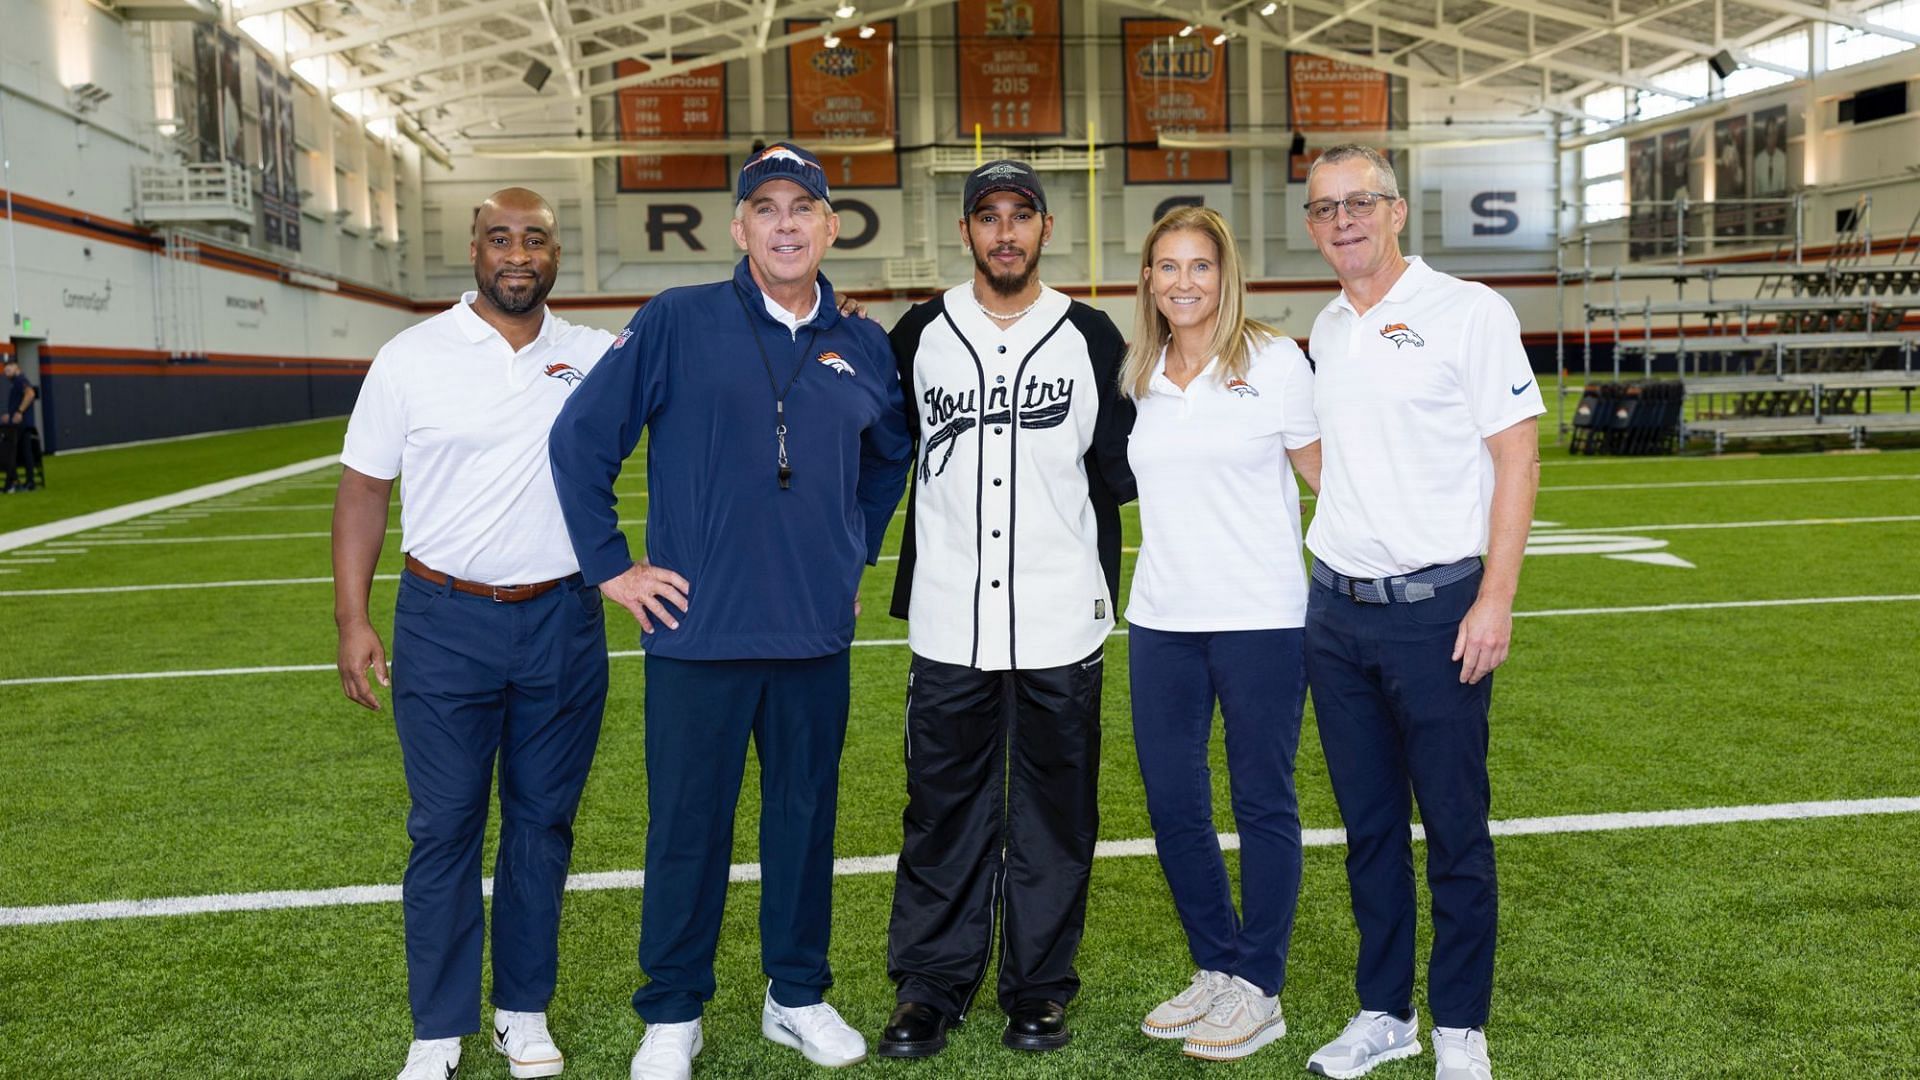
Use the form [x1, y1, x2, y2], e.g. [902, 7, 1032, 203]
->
[956, 0, 1064, 136]
[1122, 18, 1230, 183]
[616, 57, 730, 192]
[788, 20, 899, 188]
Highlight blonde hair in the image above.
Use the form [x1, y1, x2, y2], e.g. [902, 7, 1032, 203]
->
[1122, 206, 1275, 401]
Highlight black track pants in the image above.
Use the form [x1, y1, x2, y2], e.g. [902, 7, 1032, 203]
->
[885, 648, 1104, 1018]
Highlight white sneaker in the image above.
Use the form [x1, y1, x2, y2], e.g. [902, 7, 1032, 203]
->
[1141, 969, 1231, 1039]
[493, 1009, 564, 1078]
[1182, 975, 1285, 1061]
[1307, 1010, 1422, 1078]
[761, 986, 869, 1067]
[1432, 1027, 1492, 1080]
[396, 1037, 462, 1080]
[630, 1020, 702, 1080]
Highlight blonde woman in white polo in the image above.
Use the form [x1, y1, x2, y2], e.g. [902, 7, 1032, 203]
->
[1122, 206, 1322, 1063]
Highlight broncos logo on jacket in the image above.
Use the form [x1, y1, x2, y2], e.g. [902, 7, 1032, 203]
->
[817, 351, 856, 377]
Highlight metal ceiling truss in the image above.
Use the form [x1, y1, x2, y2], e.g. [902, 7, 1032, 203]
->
[247, 0, 1917, 145]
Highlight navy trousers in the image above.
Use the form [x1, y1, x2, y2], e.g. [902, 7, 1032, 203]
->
[390, 568, 608, 1039]
[633, 651, 852, 1023]
[1129, 626, 1306, 997]
[1304, 568, 1497, 1029]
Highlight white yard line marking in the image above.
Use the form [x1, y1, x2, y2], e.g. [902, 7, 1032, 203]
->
[6, 593, 1917, 687]
[0, 456, 340, 554]
[19, 529, 399, 547]
[0, 575, 399, 598]
[0, 558, 55, 565]
[3, 796, 1912, 927]
[1538, 473, 1920, 494]
[1576, 515, 1920, 533]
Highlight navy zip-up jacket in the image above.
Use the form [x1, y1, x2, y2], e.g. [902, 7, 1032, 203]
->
[549, 257, 913, 660]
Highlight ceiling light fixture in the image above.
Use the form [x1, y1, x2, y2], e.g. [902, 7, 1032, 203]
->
[858, 24, 875, 38]
[1212, 31, 1229, 45]
[823, 33, 841, 47]
[1260, 2, 1278, 14]
[1178, 24, 1196, 37]
[834, 3, 855, 17]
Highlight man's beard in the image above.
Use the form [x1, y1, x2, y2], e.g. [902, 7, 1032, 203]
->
[972, 245, 1039, 298]
[477, 268, 552, 315]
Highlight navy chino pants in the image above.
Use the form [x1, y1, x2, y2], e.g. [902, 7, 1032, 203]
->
[1304, 568, 1497, 1030]
[391, 568, 609, 1039]
[633, 651, 852, 1023]
[1128, 625, 1306, 998]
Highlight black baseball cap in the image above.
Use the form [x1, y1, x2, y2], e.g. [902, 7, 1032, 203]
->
[963, 159, 1047, 216]
[737, 141, 831, 204]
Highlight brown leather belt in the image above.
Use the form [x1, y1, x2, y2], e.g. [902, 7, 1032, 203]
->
[404, 553, 566, 603]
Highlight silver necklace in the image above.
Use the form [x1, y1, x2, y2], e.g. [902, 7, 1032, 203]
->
[973, 285, 1042, 321]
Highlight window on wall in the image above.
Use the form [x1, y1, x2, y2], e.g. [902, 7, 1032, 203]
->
[1636, 61, 1707, 120]
[1722, 29, 1807, 97]
[1829, 0, 1920, 70]
[1579, 89, 1629, 225]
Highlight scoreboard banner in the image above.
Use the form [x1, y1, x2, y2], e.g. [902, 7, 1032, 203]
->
[956, 0, 1065, 136]
[788, 19, 900, 188]
[1122, 18, 1230, 184]
[615, 58, 730, 192]
[1286, 54, 1389, 181]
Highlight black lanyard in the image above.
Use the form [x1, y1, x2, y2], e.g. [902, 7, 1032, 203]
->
[733, 287, 819, 490]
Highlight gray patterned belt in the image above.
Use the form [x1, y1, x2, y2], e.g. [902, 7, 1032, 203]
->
[1310, 556, 1482, 604]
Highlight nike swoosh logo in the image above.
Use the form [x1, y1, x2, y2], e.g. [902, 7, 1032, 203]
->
[1512, 380, 1533, 395]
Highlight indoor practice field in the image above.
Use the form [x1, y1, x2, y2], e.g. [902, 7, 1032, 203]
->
[2, 417, 1917, 1078]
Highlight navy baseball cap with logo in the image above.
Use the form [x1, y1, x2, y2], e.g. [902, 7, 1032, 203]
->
[963, 159, 1048, 216]
[737, 141, 832, 204]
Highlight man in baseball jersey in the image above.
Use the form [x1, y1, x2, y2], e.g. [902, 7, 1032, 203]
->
[874, 159, 1136, 1059]
[333, 187, 612, 1080]
[547, 142, 913, 1080]
[1296, 145, 1542, 1080]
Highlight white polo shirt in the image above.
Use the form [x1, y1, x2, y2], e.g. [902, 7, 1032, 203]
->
[1127, 334, 1320, 631]
[1305, 257, 1545, 579]
[341, 292, 616, 585]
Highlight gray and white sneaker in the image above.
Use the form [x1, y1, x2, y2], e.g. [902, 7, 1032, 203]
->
[1182, 975, 1285, 1061]
[492, 1009, 563, 1078]
[1432, 1026, 1492, 1080]
[396, 1037, 461, 1080]
[1307, 1009, 1422, 1078]
[630, 1020, 701, 1080]
[761, 987, 868, 1067]
[1141, 969, 1232, 1039]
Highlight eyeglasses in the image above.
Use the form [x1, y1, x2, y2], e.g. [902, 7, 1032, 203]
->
[1302, 192, 1398, 224]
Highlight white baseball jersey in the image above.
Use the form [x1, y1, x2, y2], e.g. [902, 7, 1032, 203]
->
[341, 292, 615, 585]
[1126, 334, 1320, 632]
[887, 283, 1136, 671]
[1305, 257, 1545, 579]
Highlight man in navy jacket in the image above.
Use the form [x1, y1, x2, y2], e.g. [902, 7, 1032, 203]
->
[549, 143, 912, 1080]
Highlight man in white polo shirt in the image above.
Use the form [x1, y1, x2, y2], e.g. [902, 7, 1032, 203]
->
[1296, 147, 1542, 1080]
[333, 187, 614, 1080]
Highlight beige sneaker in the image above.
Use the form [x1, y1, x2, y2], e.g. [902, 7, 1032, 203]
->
[1181, 975, 1286, 1061]
[1141, 969, 1231, 1040]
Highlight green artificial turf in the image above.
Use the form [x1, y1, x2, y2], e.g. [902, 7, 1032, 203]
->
[2, 424, 1918, 1077]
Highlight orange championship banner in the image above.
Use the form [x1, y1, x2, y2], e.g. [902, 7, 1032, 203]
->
[787, 20, 899, 188]
[1287, 55, 1390, 182]
[1122, 19, 1230, 183]
[956, 0, 1065, 136]
[615, 58, 730, 192]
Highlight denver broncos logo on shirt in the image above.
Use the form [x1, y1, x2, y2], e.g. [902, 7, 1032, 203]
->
[544, 363, 584, 385]
[817, 351, 855, 377]
[1225, 378, 1259, 398]
[1380, 323, 1426, 349]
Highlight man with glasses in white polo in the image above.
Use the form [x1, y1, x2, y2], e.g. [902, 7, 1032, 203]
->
[1296, 145, 1543, 1080]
